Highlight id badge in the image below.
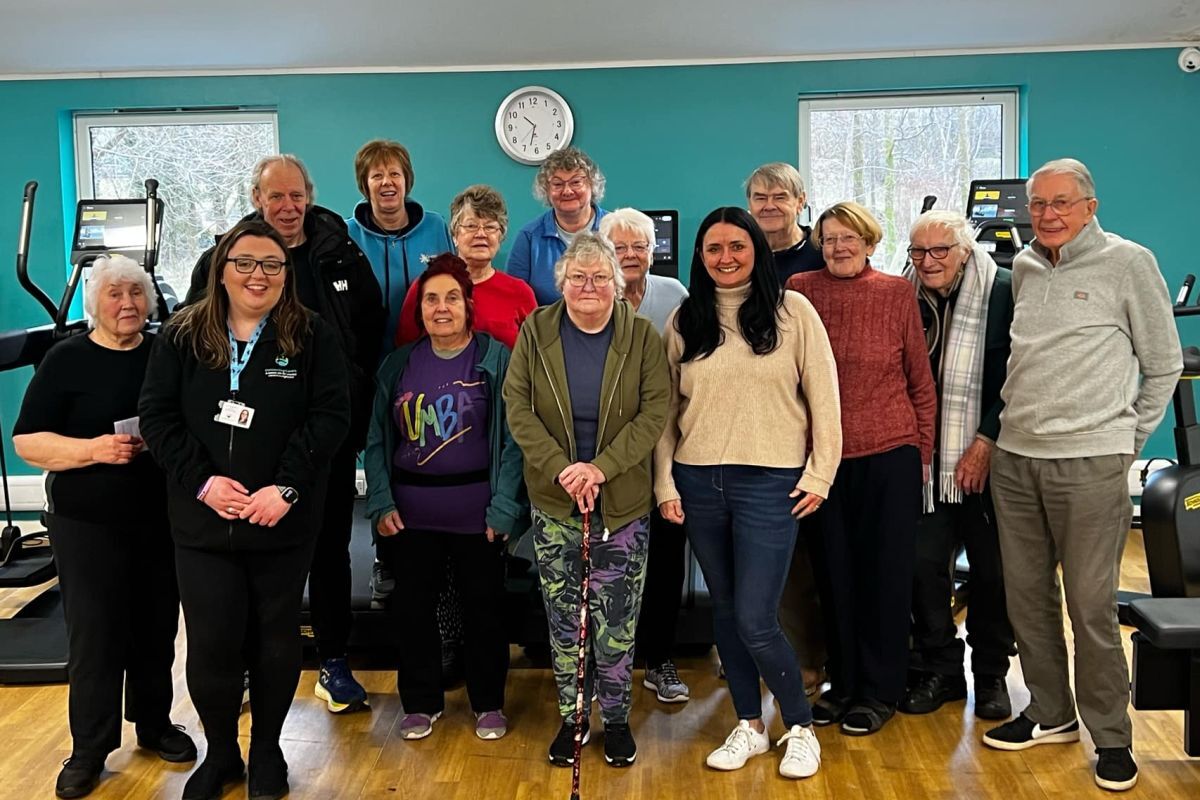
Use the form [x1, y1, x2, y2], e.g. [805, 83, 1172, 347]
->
[215, 399, 255, 429]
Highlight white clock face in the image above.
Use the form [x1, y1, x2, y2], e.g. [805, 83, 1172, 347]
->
[495, 86, 574, 165]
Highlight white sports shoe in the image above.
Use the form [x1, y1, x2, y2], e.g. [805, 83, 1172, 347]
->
[777, 724, 821, 779]
[705, 719, 770, 771]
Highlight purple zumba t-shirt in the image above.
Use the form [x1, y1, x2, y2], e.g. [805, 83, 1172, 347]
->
[390, 338, 491, 533]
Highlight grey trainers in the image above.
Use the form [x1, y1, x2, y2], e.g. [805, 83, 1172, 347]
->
[643, 661, 690, 704]
[400, 712, 441, 740]
[474, 710, 508, 740]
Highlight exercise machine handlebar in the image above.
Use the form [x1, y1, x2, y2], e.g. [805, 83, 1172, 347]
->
[15, 181, 57, 321]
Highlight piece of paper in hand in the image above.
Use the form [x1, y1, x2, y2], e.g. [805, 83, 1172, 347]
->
[114, 416, 141, 439]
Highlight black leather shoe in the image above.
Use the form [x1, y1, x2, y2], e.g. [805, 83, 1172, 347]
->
[899, 673, 968, 714]
[182, 757, 245, 800]
[55, 756, 103, 799]
[974, 675, 1013, 720]
[248, 744, 290, 800]
[136, 723, 198, 763]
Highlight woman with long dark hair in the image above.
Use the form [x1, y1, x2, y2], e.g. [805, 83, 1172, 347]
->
[655, 207, 842, 780]
[140, 219, 349, 800]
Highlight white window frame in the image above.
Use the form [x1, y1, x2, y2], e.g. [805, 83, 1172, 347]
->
[73, 109, 279, 202]
[798, 89, 1020, 188]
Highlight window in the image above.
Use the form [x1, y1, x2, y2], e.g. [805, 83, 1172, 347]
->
[74, 111, 279, 297]
[799, 91, 1018, 273]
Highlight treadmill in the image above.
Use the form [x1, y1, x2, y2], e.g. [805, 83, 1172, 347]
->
[965, 178, 1034, 269]
[0, 180, 164, 684]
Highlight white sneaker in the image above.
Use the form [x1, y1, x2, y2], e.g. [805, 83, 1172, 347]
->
[705, 720, 770, 771]
[777, 724, 821, 779]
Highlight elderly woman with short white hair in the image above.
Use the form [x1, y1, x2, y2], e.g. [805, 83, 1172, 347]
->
[901, 209, 1016, 722]
[13, 255, 194, 799]
[505, 232, 669, 769]
[597, 208, 692, 705]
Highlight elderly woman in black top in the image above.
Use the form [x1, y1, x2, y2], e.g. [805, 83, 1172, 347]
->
[140, 220, 349, 800]
[14, 254, 194, 799]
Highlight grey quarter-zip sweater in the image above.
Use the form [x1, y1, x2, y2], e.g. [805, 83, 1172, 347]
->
[998, 218, 1182, 458]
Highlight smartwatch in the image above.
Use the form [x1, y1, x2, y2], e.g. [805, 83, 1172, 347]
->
[276, 485, 300, 505]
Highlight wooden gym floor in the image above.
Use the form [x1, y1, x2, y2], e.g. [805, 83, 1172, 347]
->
[1, 530, 1197, 799]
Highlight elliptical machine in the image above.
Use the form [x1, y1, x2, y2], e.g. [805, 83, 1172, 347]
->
[0, 179, 164, 683]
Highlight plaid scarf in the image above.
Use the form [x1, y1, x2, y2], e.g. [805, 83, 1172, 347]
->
[908, 245, 997, 507]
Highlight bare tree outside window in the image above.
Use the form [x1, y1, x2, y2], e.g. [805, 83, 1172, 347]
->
[75, 112, 278, 296]
[800, 93, 1017, 273]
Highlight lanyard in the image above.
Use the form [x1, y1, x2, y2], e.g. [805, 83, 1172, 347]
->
[227, 318, 268, 394]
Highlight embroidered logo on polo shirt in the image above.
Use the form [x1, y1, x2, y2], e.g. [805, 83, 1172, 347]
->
[421, 253, 434, 264]
[275, 354, 289, 367]
[333, 279, 349, 292]
[1074, 291, 1089, 301]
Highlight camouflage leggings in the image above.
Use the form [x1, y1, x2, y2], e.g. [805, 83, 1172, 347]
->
[532, 508, 650, 724]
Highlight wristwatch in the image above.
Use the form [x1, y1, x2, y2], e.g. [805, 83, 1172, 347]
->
[276, 485, 300, 505]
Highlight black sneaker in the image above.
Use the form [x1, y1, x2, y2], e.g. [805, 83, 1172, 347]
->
[248, 743, 289, 800]
[811, 689, 850, 726]
[973, 676, 1012, 721]
[982, 713, 1080, 751]
[136, 723, 198, 763]
[55, 756, 103, 799]
[604, 722, 637, 767]
[899, 673, 967, 714]
[181, 757, 245, 800]
[1094, 747, 1138, 791]
[548, 717, 590, 766]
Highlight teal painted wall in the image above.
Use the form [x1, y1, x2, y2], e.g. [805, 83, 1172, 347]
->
[2, 47, 1197, 473]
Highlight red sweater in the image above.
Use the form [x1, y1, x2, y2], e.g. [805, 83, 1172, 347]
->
[787, 266, 936, 463]
[396, 269, 537, 350]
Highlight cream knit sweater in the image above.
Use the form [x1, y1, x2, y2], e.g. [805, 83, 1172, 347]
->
[654, 284, 843, 504]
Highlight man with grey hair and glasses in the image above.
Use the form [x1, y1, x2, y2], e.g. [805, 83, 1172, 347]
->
[982, 158, 1181, 792]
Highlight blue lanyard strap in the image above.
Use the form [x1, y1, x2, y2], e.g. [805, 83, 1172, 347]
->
[228, 317, 268, 394]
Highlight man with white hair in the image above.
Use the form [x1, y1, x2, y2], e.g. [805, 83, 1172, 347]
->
[982, 158, 1181, 792]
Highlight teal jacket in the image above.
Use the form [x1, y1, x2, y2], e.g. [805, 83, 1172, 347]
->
[363, 332, 527, 536]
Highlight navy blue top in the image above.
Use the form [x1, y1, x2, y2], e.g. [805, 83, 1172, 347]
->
[560, 314, 613, 462]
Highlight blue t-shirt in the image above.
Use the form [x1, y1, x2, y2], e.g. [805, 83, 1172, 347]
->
[390, 338, 491, 533]
[560, 315, 614, 463]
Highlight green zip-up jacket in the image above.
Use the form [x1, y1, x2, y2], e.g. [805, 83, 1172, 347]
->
[363, 332, 527, 536]
[504, 299, 669, 531]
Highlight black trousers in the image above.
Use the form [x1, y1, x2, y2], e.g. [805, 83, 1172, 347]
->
[910, 490, 1014, 679]
[308, 444, 357, 658]
[378, 530, 508, 714]
[634, 506, 687, 667]
[175, 542, 314, 761]
[51, 515, 179, 760]
[816, 446, 921, 706]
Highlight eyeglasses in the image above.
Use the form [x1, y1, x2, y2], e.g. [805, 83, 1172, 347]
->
[458, 221, 503, 236]
[613, 242, 651, 256]
[821, 234, 864, 248]
[1027, 197, 1092, 216]
[549, 178, 589, 194]
[226, 257, 286, 275]
[565, 272, 613, 288]
[907, 245, 956, 260]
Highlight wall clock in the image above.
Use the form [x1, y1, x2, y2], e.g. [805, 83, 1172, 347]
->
[495, 86, 574, 165]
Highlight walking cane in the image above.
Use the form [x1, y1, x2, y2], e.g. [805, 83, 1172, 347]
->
[569, 508, 592, 800]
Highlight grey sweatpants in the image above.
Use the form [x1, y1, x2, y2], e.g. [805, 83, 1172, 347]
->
[989, 448, 1134, 748]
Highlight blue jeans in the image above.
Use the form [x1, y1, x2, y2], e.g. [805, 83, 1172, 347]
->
[674, 463, 812, 727]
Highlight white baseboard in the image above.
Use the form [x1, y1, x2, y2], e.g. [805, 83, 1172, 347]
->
[1, 474, 47, 512]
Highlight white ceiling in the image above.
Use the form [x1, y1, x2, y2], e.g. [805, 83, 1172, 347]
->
[2, 0, 1198, 77]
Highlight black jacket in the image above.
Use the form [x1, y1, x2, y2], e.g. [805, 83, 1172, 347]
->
[185, 205, 384, 449]
[138, 316, 350, 552]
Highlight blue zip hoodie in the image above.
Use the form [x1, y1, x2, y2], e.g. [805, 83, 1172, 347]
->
[504, 205, 607, 305]
[347, 199, 453, 354]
